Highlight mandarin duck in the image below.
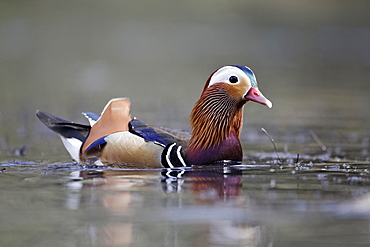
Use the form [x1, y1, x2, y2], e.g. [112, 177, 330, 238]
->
[36, 65, 272, 168]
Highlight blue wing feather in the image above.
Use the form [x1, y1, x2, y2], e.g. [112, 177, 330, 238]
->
[84, 135, 108, 152]
[129, 118, 189, 147]
[83, 112, 100, 121]
[82, 112, 101, 126]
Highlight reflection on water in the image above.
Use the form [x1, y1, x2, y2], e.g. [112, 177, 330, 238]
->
[64, 166, 270, 247]
[0, 156, 370, 246]
[3, 159, 355, 246]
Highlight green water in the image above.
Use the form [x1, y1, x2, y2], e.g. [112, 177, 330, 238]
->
[1, 1, 370, 246]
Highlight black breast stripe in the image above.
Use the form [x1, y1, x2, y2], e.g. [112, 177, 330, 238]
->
[161, 143, 188, 168]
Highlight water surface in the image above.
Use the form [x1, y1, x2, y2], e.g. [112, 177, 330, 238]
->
[1, 156, 370, 246]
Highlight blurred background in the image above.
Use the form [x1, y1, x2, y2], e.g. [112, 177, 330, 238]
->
[0, 0, 369, 161]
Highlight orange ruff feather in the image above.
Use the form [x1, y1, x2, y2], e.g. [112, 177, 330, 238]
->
[189, 84, 245, 150]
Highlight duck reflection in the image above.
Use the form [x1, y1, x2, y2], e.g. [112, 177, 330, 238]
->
[64, 166, 269, 247]
[162, 166, 243, 203]
[162, 166, 267, 247]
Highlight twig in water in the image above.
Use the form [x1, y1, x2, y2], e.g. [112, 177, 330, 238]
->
[309, 130, 327, 152]
[295, 153, 300, 164]
[261, 128, 282, 164]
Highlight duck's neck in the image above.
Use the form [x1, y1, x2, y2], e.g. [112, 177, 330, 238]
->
[186, 85, 245, 165]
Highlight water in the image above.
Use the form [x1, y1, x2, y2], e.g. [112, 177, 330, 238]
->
[1, 1, 370, 246]
[1, 158, 370, 247]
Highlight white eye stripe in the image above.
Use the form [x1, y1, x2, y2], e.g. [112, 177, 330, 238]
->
[208, 66, 245, 88]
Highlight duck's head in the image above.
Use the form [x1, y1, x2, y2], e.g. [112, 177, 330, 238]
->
[203, 65, 272, 108]
[187, 65, 272, 165]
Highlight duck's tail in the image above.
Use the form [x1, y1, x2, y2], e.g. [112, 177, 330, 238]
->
[36, 110, 91, 162]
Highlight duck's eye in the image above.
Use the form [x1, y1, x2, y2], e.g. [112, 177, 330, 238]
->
[229, 76, 238, 84]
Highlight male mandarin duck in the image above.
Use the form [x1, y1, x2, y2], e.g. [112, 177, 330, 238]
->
[36, 65, 272, 168]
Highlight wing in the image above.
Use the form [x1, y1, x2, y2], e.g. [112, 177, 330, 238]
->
[81, 98, 132, 153]
[36, 110, 91, 161]
[36, 110, 90, 142]
[82, 112, 101, 126]
[129, 118, 190, 148]
[129, 118, 191, 167]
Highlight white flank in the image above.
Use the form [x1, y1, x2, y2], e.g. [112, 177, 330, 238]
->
[60, 136, 82, 162]
[101, 132, 163, 167]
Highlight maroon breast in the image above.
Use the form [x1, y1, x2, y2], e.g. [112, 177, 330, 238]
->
[185, 130, 242, 165]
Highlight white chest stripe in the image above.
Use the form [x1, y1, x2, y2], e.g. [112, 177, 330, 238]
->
[176, 146, 187, 167]
[165, 143, 176, 168]
[164, 143, 187, 168]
